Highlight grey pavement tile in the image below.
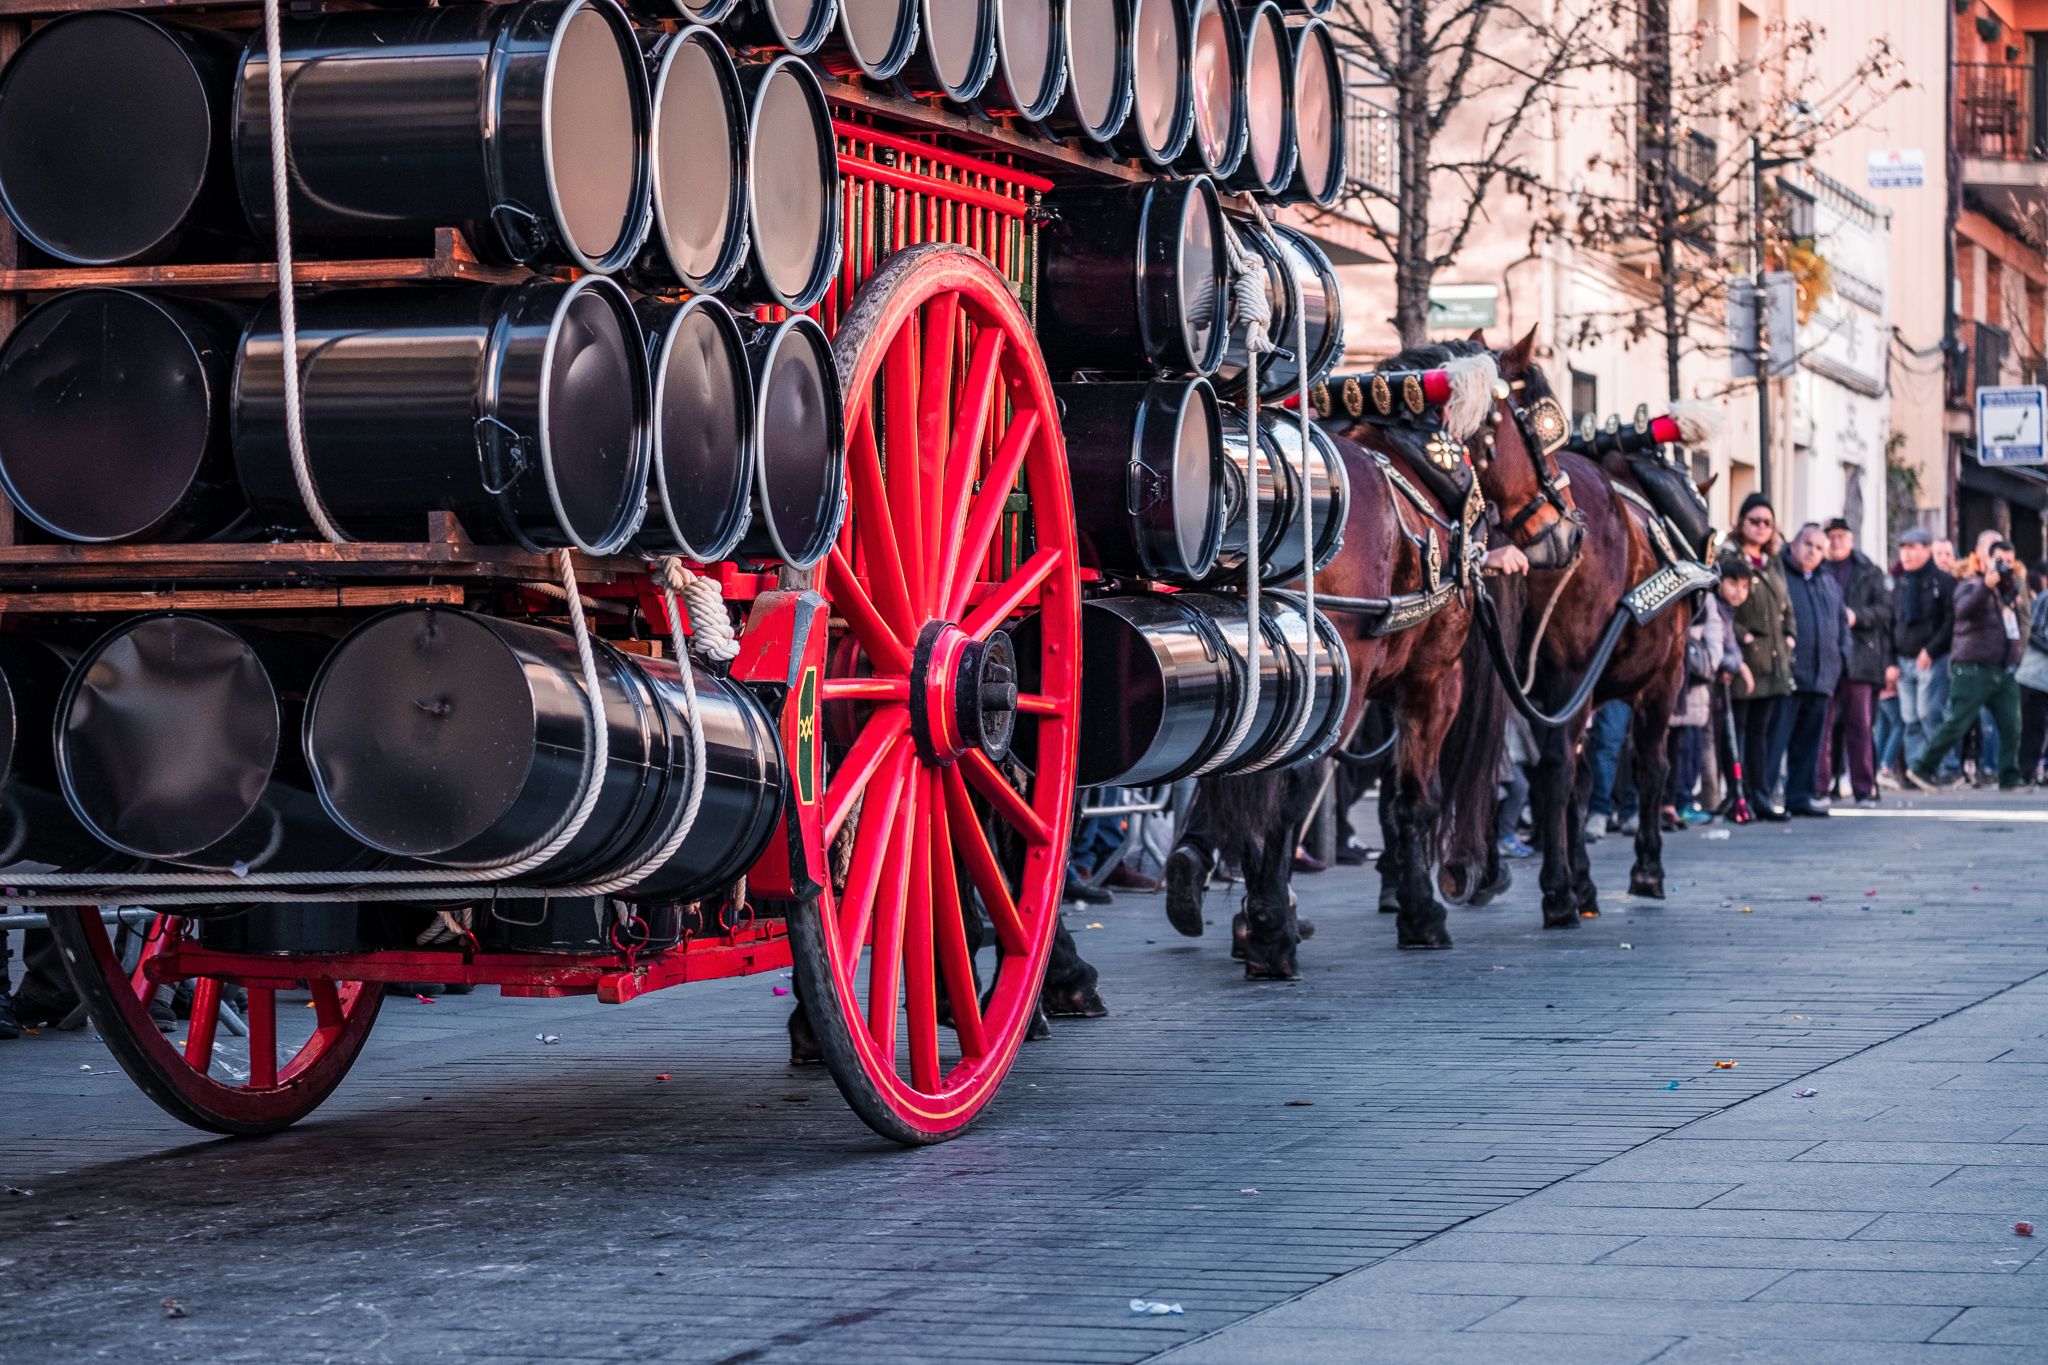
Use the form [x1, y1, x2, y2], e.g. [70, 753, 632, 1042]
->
[1931, 1306, 2048, 1345]
[1645, 1340, 2045, 1365]
[1317, 1260, 1794, 1301]
[1852, 1213, 2048, 1243]
[1518, 1180, 1740, 1208]
[1464, 1205, 1881, 1239]
[1466, 1294, 1962, 1342]
[1601, 1237, 2043, 1273]
[1801, 1141, 2048, 1166]
[1397, 1232, 1643, 1263]
[1209, 1290, 1517, 1332]
[1752, 1269, 2048, 1306]
[1161, 1327, 1679, 1365]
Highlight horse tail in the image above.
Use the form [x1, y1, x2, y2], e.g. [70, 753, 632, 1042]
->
[1189, 771, 1291, 868]
[1432, 579, 1524, 873]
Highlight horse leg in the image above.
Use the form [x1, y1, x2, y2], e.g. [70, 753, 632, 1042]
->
[1164, 784, 1215, 937]
[1568, 756, 1599, 919]
[1040, 914, 1106, 1019]
[1531, 720, 1580, 928]
[1628, 679, 1682, 900]
[1238, 793, 1302, 981]
[1393, 687, 1458, 949]
[1376, 783, 1401, 913]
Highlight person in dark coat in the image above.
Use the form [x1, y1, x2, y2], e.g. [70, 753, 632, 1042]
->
[1721, 493, 1795, 819]
[1774, 523, 1849, 816]
[1817, 518, 1893, 805]
[1889, 526, 1954, 779]
[1909, 540, 2027, 791]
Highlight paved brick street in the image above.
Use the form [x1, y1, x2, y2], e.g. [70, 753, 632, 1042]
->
[2, 791, 2044, 1364]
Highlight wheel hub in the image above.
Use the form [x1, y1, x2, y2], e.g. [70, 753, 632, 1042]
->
[909, 621, 1019, 765]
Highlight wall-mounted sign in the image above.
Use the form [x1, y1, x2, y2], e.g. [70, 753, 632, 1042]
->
[1427, 283, 1498, 331]
[1976, 385, 2048, 467]
[1867, 149, 1925, 190]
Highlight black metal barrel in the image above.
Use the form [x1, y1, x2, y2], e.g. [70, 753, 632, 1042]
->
[736, 314, 846, 570]
[0, 289, 250, 544]
[734, 55, 842, 310]
[54, 615, 371, 871]
[0, 636, 121, 872]
[1114, 0, 1193, 168]
[1259, 223, 1345, 398]
[1054, 378, 1224, 583]
[1037, 0, 1132, 145]
[627, 26, 750, 294]
[481, 896, 686, 955]
[304, 610, 783, 902]
[1038, 176, 1228, 378]
[1184, 590, 1345, 774]
[818, 0, 920, 80]
[981, 0, 1065, 122]
[1204, 406, 1301, 584]
[233, 278, 650, 555]
[1260, 416, 1351, 580]
[233, 0, 652, 274]
[1223, 2, 1295, 196]
[1061, 594, 1239, 787]
[0, 12, 247, 266]
[896, 0, 998, 102]
[721, 0, 840, 56]
[1178, 0, 1246, 177]
[1257, 591, 1351, 768]
[633, 296, 756, 563]
[1279, 17, 1347, 208]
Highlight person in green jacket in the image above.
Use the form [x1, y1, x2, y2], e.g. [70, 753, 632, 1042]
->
[1720, 492, 1796, 819]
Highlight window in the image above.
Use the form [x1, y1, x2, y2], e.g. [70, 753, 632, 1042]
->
[1570, 369, 1598, 427]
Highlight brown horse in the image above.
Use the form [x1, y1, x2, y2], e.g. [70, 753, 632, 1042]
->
[1475, 332, 1694, 926]
[1164, 354, 1547, 972]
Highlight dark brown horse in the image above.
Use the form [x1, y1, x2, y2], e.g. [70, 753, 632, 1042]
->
[1475, 332, 1695, 926]
[1164, 355, 1536, 973]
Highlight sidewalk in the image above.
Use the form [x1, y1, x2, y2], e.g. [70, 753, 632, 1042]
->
[1159, 973, 2048, 1364]
[1, 789, 2044, 1362]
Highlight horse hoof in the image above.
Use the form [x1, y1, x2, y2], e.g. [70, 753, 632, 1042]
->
[1470, 865, 1513, 908]
[1298, 918, 1317, 941]
[1042, 982, 1109, 1019]
[1026, 1004, 1054, 1041]
[1243, 953, 1300, 981]
[1542, 907, 1581, 930]
[1397, 928, 1454, 950]
[1164, 846, 1208, 937]
[1230, 910, 1248, 961]
[1629, 874, 1666, 899]
[787, 1006, 822, 1065]
[1378, 885, 1401, 914]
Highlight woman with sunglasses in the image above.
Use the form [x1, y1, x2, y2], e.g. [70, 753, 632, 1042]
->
[1718, 492, 1797, 820]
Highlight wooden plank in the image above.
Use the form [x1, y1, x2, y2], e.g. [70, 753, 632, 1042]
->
[822, 81, 1149, 185]
[0, 229, 531, 293]
[0, 0, 255, 19]
[0, 584, 465, 613]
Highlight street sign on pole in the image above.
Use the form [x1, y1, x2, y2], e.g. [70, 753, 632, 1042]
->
[1867, 149, 1926, 190]
[1975, 385, 2048, 467]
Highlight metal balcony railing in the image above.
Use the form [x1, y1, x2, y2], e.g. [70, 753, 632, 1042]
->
[1340, 49, 1399, 202]
[1955, 61, 2045, 161]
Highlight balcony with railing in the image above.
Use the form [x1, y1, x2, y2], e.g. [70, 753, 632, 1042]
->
[1345, 86, 1399, 203]
[1954, 60, 2048, 235]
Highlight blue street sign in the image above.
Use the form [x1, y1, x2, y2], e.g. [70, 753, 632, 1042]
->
[1975, 386, 2048, 467]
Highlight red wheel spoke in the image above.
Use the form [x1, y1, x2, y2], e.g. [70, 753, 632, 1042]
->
[128, 914, 178, 1000]
[961, 749, 1052, 846]
[867, 770, 919, 1063]
[308, 978, 345, 1035]
[246, 987, 278, 1090]
[918, 293, 962, 608]
[883, 318, 927, 616]
[961, 547, 1063, 642]
[946, 409, 1040, 619]
[825, 549, 912, 675]
[943, 766, 1030, 955]
[903, 770, 942, 1093]
[1017, 692, 1065, 716]
[820, 677, 909, 703]
[183, 976, 222, 1072]
[847, 413, 918, 635]
[835, 740, 913, 962]
[927, 779, 988, 1057]
[934, 330, 1008, 611]
[824, 707, 911, 844]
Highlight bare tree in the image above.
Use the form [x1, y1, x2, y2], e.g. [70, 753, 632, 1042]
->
[1555, 5, 1907, 401]
[1324, 1, 1608, 346]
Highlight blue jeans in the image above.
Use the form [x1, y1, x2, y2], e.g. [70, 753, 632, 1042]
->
[1978, 706, 2001, 776]
[1874, 694, 1905, 774]
[1585, 701, 1633, 819]
[1895, 654, 1955, 773]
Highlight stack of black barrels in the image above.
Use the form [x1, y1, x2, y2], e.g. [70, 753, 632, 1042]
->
[1031, 159, 1351, 786]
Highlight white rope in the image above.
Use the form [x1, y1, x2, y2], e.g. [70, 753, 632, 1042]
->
[260, 0, 347, 546]
[1191, 215, 1273, 778]
[1244, 206, 1320, 772]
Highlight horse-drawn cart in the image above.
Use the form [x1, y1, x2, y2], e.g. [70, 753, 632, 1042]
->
[0, 0, 1362, 1143]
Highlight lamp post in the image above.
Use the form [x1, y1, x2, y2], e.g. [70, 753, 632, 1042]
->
[1751, 136, 1802, 504]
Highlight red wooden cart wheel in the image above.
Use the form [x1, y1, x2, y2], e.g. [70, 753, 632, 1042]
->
[48, 910, 381, 1136]
[794, 245, 1080, 1144]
